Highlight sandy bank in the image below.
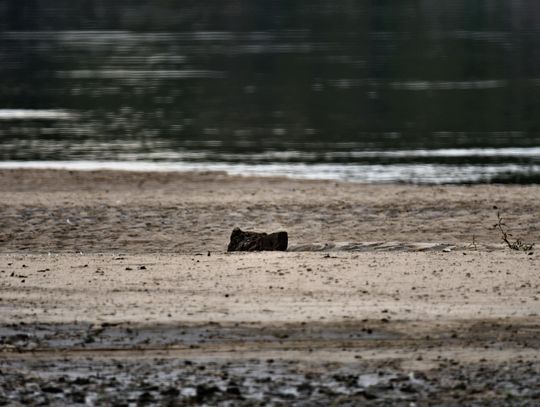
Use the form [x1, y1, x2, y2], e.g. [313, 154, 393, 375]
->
[1, 251, 538, 325]
[0, 169, 539, 254]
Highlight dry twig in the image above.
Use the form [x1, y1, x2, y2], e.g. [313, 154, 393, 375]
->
[494, 211, 534, 252]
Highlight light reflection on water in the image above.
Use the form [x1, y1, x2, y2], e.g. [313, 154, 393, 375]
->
[0, 109, 76, 120]
[56, 70, 225, 80]
[1, 160, 539, 185]
[1, 1, 540, 183]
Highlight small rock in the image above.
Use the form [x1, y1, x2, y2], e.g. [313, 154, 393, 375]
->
[161, 387, 180, 396]
[72, 377, 91, 386]
[71, 391, 86, 403]
[227, 228, 288, 251]
[195, 384, 220, 402]
[400, 384, 418, 393]
[358, 390, 378, 400]
[41, 386, 63, 394]
[138, 391, 154, 404]
[226, 386, 242, 396]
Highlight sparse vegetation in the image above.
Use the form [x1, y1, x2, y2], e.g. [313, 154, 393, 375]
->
[468, 235, 478, 250]
[494, 211, 535, 252]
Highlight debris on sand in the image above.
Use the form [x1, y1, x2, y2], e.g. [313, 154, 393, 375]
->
[227, 228, 288, 252]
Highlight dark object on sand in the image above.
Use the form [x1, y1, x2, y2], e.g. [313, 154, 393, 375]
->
[227, 228, 288, 252]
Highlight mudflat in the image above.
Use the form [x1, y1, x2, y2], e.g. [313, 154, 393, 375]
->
[1, 169, 539, 406]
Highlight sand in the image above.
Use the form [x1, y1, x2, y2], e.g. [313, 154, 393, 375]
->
[1, 169, 539, 254]
[1, 169, 539, 405]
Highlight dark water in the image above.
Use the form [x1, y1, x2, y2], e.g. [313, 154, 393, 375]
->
[1, 0, 540, 183]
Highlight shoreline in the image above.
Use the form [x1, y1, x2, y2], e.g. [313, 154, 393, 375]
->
[0, 160, 539, 184]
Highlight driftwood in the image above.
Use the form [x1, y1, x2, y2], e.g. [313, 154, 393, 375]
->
[227, 228, 288, 252]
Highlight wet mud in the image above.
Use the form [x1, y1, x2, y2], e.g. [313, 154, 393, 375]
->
[2, 320, 540, 406]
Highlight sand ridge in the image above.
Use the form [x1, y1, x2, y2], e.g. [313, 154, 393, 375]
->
[0, 169, 539, 254]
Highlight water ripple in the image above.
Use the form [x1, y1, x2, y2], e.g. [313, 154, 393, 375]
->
[56, 70, 225, 79]
[0, 109, 76, 120]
